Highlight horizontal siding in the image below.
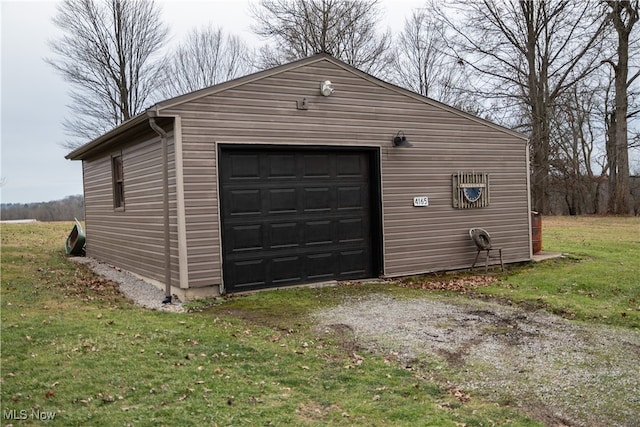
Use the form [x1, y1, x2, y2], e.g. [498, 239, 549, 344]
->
[178, 138, 219, 288]
[161, 59, 530, 288]
[380, 139, 530, 275]
[83, 131, 181, 286]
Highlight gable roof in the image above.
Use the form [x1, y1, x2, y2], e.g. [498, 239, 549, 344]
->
[66, 53, 527, 160]
[152, 53, 526, 139]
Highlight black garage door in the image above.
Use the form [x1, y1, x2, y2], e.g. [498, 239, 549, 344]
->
[219, 146, 379, 293]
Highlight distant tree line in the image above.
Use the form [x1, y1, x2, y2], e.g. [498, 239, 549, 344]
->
[1, 195, 84, 222]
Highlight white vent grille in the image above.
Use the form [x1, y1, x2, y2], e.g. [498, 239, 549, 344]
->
[452, 172, 490, 208]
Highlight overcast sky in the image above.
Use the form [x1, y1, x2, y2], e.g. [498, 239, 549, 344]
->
[0, 0, 423, 204]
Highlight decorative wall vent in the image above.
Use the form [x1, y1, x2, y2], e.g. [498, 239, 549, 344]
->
[452, 172, 490, 208]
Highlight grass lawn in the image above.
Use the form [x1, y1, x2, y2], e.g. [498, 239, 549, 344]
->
[480, 216, 640, 328]
[1, 217, 638, 426]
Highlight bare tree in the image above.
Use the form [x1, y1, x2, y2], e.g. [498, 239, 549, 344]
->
[602, 0, 639, 214]
[549, 79, 607, 214]
[392, 9, 450, 98]
[438, 0, 608, 214]
[162, 25, 255, 98]
[250, 0, 391, 75]
[390, 7, 485, 115]
[47, 0, 168, 148]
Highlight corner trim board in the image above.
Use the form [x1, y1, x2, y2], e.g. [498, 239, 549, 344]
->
[173, 117, 189, 289]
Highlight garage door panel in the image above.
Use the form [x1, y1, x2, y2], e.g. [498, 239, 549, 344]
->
[220, 147, 375, 292]
[307, 252, 336, 280]
[270, 222, 299, 249]
[233, 259, 266, 288]
[229, 224, 263, 252]
[228, 154, 260, 179]
[227, 189, 262, 215]
[338, 218, 365, 243]
[272, 256, 302, 284]
[337, 186, 364, 209]
[304, 220, 333, 245]
[303, 154, 331, 177]
[337, 154, 362, 176]
[340, 249, 369, 276]
[303, 187, 331, 211]
[268, 188, 298, 213]
[268, 154, 296, 178]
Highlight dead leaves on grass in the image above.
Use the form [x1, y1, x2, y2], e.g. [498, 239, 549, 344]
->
[340, 275, 498, 293]
[397, 275, 498, 292]
[39, 266, 124, 305]
[446, 385, 472, 403]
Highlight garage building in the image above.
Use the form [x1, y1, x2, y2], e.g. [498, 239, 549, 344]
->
[66, 53, 532, 298]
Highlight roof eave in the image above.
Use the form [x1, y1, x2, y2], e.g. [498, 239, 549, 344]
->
[65, 111, 153, 160]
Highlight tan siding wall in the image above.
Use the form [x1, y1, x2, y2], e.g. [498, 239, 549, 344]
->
[380, 144, 530, 276]
[82, 131, 180, 285]
[178, 140, 220, 288]
[161, 60, 530, 288]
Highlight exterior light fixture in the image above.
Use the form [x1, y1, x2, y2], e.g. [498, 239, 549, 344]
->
[392, 131, 413, 147]
[320, 80, 334, 96]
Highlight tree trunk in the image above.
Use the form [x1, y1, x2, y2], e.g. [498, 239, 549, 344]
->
[606, 0, 637, 215]
[524, 1, 550, 214]
[606, 111, 618, 212]
[612, 35, 631, 214]
[531, 112, 551, 214]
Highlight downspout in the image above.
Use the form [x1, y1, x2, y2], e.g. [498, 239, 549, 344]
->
[149, 118, 172, 303]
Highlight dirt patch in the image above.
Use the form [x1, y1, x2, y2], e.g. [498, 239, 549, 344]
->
[314, 295, 640, 427]
[297, 401, 344, 422]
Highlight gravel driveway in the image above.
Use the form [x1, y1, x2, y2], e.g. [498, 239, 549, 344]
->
[74, 256, 638, 426]
[314, 295, 640, 427]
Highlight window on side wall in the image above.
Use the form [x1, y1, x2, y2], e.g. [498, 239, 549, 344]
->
[112, 153, 125, 210]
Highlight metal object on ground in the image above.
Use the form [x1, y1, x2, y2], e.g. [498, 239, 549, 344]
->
[65, 219, 86, 256]
[469, 227, 503, 272]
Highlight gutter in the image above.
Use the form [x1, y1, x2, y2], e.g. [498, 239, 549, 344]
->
[148, 117, 173, 304]
[65, 112, 150, 160]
